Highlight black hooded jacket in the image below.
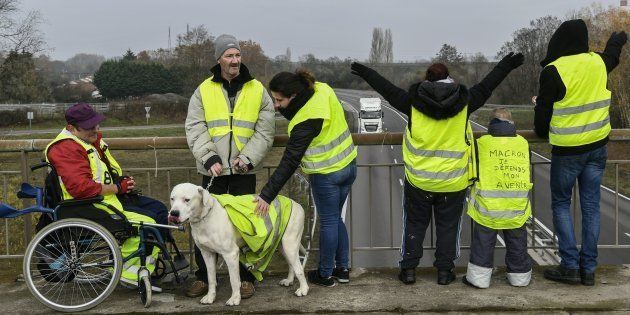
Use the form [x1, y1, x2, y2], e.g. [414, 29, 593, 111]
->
[534, 19, 625, 155]
[259, 90, 323, 204]
[355, 60, 516, 135]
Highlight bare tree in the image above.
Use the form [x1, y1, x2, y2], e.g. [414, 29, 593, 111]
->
[434, 43, 464, 64]
[0, 0, 44, 54]
[368, 27, 384, 63]
[369, 27, 394, 63]
[495, 15, 562, 104]
[384, 29, 394, 62]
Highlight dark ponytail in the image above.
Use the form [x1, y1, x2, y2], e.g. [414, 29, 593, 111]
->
[269, 68, 315, 97]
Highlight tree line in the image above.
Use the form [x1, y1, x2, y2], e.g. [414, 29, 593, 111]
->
[0, 1, 628, 127]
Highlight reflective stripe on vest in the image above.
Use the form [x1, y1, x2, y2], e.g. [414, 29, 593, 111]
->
[469, 194, 527, 219]
[466, 135, 532, 229]
[199, 78, 264, 151]
[403, 137, 466, 159]
[403, 105, 473, 192]
[288, 82, 357, 174]
[550, 115, 610, 135]
[214, 194, 292, 281]
[44, 129, 124, 213]
[548, 53, 611, 146]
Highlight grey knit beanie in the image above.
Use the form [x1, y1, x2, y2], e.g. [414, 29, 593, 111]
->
[214, 34, 241, 60]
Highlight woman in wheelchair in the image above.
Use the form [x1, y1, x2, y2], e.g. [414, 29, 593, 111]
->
[43, 103, 183, 291]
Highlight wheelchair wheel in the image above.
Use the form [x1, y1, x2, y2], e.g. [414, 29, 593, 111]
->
[137, 267, 152, 308]
[23, 218, 122, 312]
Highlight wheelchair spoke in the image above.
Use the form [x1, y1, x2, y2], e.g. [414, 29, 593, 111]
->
[25, 219, 122, 311]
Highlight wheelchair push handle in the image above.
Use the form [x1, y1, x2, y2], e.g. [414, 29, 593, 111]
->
[128, 220, 186, 232]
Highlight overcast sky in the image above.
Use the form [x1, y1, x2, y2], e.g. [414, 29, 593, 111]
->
[19, 0, 623, 62]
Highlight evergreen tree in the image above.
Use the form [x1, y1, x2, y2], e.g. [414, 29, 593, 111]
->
[0, 50, 50, 102]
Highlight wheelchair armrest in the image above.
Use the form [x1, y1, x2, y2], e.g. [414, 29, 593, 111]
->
[58, 196, 126, 219]
[58, 196, 105, 207]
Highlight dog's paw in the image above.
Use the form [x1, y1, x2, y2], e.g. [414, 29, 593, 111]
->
[279, 278, 293, 287]
[225, 295, 241, 306]
[295, 286, 309, 297]
[200, 293, 215, 304]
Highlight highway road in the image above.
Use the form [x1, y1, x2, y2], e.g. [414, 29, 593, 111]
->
[334, 88, 630, 268]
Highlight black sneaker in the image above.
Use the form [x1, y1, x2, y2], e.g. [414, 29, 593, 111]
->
[307, 270, 336, 287]
[437, 270, 456, 285]
[543, 266, 580, 284]
[398, 268, 416, 285]
[580, 269, 595, 286]
[332, 267, 350, 283]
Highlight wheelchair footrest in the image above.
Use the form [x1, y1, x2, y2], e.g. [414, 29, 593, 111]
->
[0, 203, 18, 218]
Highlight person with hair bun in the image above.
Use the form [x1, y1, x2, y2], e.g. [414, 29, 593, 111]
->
[351, 52, 524, 286]
[255, 69, 357, 287]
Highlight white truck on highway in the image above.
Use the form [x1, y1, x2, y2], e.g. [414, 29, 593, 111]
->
[359, 98, 384, 133]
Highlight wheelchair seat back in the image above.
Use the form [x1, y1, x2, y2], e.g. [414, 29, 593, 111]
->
[37, 164, 134, 242]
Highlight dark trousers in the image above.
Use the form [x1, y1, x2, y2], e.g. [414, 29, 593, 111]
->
[120, 194, 173, 242]
[399, 179, 465, 271]
[195, 174, 257, 283]
[470, 222, 531, 273]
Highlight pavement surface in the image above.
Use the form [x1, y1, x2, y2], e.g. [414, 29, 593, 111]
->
[4, 266, 630, 314]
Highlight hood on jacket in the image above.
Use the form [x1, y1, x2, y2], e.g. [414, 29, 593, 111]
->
[408, 80, 468, 120]
[540, 19, 589, 67]
[487, 118, 516, 137]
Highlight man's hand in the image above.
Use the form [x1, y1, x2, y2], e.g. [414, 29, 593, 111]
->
[114, 176, 135, 194]
[209, 162, 222, 177]
[253, 195, 270, 216]
[232, 158, 248, 174]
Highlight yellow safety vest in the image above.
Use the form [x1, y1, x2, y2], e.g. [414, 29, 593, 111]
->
[467, 135, 532, 229]
[45, 130, 159, 282]
[213, 194, 292, 281]
[403, 106, 474, 192]
[45, 129, 124, 213]
[288, 82, 357, 174]
[199, 77, 264, 151]
[547, 53, 611, 146]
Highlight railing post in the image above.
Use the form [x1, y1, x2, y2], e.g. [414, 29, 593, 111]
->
[21, 151, 32, 246]
[615, 163, 619, 245]
[531, 163, 536, 249]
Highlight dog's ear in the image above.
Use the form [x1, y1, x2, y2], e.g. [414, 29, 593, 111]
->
[198, 186, 213, 209]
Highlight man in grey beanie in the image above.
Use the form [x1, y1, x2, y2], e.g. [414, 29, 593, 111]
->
[185, 34, 275, 301]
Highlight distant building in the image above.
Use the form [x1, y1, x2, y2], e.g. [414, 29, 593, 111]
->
[622, 0, 628, 7]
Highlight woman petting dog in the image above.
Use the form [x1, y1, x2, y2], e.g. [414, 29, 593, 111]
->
[255, 69, 358, 287]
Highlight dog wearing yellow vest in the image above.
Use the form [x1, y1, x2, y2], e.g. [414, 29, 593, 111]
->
[168, 183, 309, 306]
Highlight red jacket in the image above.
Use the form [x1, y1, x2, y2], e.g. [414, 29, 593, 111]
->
[47, 132, 107, 199]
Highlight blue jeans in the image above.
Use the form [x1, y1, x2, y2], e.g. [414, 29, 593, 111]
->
[310, 160, 357, 277]
[550, 146, 607, 273]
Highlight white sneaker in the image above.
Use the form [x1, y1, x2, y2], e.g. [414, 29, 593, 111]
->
[120, 276, 162, 293]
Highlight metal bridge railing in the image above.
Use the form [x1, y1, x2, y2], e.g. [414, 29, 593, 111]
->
[0, 130, 629, 268]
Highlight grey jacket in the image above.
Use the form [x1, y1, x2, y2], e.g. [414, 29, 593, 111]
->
[185, 71, 275, 176]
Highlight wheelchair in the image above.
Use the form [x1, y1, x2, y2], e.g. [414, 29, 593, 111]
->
[0, 162, 188, 312]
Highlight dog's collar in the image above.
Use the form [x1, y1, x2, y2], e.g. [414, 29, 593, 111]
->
[189, 202, 211, 223]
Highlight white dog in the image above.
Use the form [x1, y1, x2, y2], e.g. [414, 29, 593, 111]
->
[169, 183, 309, 306]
